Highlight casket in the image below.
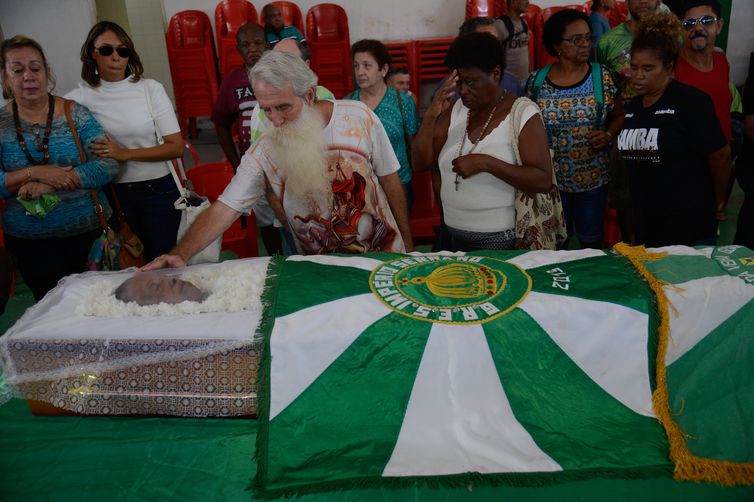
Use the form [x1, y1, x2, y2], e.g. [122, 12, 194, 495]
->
[0, 258, 268, 418]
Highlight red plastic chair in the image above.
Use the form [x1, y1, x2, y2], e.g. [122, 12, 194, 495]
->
[603, 207, 622, 247]
[522, 3, 543, 70]
[261, 1, 305, 33]
[411, 37, 455, 102]
[183, 140, 201, 168]
[215, 0, 259, 78]
[607, 1, 628, 27]
[465, 0, 506, 19]
[410, 171, 441, 244]
[306, 3, 352, 98]
[166, 10, 219, 138]
[185, 161, 259, 258]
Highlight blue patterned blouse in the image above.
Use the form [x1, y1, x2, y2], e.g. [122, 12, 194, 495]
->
[346, 87, 419, 184]
[525, 66, 618, 193]
[0, 101, 118, 239]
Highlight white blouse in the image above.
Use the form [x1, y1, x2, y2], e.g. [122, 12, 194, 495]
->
[438, 98, 539, 233]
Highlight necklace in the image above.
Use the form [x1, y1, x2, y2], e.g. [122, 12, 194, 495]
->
[454, 92, 505, 190]
[13, 93, 55, 166]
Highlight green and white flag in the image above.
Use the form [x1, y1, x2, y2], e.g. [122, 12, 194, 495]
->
[255, 246, 754, 496]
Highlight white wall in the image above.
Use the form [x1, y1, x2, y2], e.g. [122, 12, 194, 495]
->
[728, 1, 754, 85]
[0, 0, 752, 96]
[0, 0, 97, 98]
[163, 0, 578, 42]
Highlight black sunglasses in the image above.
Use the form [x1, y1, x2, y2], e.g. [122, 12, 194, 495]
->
[95, 45, 132, 58]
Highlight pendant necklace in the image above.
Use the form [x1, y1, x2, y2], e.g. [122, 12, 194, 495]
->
[454, 92, 505, 191]
[13, 93, 55, 166]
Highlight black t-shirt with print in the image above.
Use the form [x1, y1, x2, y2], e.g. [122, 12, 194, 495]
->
[617, 79, 727, 246]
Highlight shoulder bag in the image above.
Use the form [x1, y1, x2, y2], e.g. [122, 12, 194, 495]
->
[143, 80, 221, 265]
[63, 99, 145, 270]
[508, 97, 568, 250]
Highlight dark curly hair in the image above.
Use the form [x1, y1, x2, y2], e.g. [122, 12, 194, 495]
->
[676, 0, 721, 18]
[542, 9, 592, 58]
[351, 39, 392, 70]
[444, 32, 505, 76]
[458, 17, 497, 37]
[80, 21, 144, 86]
[631, 12, 682, 69]
[1, 35, 55, 99]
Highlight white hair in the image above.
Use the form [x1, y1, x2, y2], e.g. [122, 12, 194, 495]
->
[248, 51, 317, 97]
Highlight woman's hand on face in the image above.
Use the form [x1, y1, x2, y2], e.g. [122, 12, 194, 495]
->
[33, 165, 80, 191]
[588, 130, 612, 150]
[18, 181, 55, 200]
[427, 70, 458, 120]
[90, 134, 127, 161]
[452, 153, 487, 179]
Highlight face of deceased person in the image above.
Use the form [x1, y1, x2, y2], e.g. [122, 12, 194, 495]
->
[115, 273, 206, 305]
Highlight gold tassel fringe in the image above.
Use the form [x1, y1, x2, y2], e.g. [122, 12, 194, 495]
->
[615, 243, 754, 486]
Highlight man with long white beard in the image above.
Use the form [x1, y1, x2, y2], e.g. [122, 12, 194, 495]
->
[143, 51, 411, 269]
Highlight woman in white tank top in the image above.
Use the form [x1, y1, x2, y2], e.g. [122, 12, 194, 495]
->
[412, 33, 553, 251]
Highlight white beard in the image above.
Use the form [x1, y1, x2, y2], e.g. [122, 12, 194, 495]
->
[268, 104, 332, 210]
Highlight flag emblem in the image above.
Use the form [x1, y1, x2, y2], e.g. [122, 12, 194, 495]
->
[369, 255, 531, 324]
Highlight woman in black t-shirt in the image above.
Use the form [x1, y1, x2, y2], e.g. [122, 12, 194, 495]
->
[616, 13, 730, 247]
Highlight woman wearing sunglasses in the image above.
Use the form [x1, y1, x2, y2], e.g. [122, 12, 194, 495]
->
[0, 36, 118, 301]
[616, 13, 731, 247]
[525, 9, 624, 249]
[66, 21, 183, 261]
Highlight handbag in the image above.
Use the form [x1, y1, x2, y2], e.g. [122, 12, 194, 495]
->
[143, 81, 221, 265]
[508, 97, 567, 250]
[62, 99, 145, 270]
[86, 189, 145, 271]
[169, 158, 221, 265]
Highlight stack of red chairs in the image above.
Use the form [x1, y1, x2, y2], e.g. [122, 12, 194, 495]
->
[465, 0, 507, 19]
[261, 1, 305, 33]
[522, 3, 543, 71]
[410, 171, 441, 245]
[385, 41, 415, 76]
[185, 161, 259, 258]
[410, 37, 456, 101]
[306, 3, 352, 98]
[166, 10, 220, 138]
[215, 0, 259, 78]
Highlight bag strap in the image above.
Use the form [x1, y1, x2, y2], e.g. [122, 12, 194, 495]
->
[144, 80, 190, 196]
[508, 97, 527, 165]
[529, 64, 552, 103]
[63, 100, 85, 163]
[591, 62, 605, 128]
[395, 89, 411, 150]
[63, 100, 108, 231]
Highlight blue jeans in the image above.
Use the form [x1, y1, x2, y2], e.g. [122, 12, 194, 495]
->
[560, 185, 608, 245]
[403, 181, 414, 215]
[112, 174, 181, 262]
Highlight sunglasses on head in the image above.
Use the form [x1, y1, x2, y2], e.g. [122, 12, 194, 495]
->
[681, 15, 718, 30]
[95, 45, 131, 58]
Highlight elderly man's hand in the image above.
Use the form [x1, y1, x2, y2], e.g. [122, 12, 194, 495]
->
[140, 254, 187, 271]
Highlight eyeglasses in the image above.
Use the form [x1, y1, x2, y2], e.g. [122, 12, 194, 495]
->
[681, 15, 718, 30]
[95, 45, 132, 58]
[561, 34, 596, 46]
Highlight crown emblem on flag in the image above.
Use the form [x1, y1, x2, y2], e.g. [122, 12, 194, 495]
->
[405, 264, 497, 299]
